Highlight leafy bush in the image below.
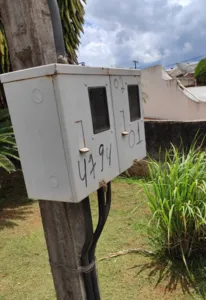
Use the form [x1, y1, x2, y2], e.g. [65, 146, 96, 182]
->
[0, 108, 18, 173]
[141, 141, 206, 268]
[194, 58, 206, 85]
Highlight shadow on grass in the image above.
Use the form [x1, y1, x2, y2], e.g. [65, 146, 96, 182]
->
[0, 170, 34, 230]
[0, 205, 34, 230]
[131, 254, 206, 299]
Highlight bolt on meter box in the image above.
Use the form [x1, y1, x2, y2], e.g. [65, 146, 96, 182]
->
[0, 64, 146, 203]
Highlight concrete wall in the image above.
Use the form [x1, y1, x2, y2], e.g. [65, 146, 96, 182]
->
[145, 120, 206, 160]
[178, 77, 195, 87]
[127, 120, 206, 177]
[142, 65, 206, 121]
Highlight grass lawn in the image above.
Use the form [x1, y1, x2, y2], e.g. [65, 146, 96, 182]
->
[0, 174, 206, 300]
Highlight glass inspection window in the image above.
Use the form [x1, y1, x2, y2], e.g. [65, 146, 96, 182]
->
[89, 87, 110, 134]
[128, 85, 141, 122]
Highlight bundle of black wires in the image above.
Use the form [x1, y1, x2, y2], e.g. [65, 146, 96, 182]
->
[81, 182, 112, 300]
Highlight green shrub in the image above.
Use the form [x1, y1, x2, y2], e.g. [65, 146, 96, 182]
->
[0, 108, 19, 173]
[194, 58, 206, 85]
[141, 141, 206, 268]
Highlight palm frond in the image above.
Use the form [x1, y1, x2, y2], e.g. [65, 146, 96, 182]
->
[0, 107, 9, 120]
[0, 19, 10, 74]
[0, 108, 19, 172]
[0, 153, 15, 173]
[58, 0, 86, 63]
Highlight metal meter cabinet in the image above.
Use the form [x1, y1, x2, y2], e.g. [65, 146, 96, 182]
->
[0, 64, 146, 203]
[110, 73, 146, 173]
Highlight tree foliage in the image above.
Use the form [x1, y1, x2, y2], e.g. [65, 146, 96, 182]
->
[194, 58, 206, 85]
[0, 21, 10, 74]
[57, 0, 86, 64]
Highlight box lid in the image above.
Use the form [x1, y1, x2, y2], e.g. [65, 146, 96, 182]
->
[0, 64, 141, 84]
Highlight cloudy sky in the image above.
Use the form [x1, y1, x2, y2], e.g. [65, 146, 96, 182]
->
[78, 0, 206, 68]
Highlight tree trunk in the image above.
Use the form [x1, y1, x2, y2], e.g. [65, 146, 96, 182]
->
[0, 0, 56, 69]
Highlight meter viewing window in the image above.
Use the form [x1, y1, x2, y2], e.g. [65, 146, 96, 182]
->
[128, 85, 141, 122]
[89, 87, 110, 134]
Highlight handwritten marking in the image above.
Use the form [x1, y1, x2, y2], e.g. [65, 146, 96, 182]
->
[119, 76, 125, 93]
[137, 122, 143, 145]
[114, 78, 119, 89]
[106, 144, 112, 166]
[88, 154, 96, 179]
[99, 144, 104, 172]
[78, 159, 87, 187]
[136, 122, 140, 144]
[129, 130, 135, 148]
[78, 143, 112, 186]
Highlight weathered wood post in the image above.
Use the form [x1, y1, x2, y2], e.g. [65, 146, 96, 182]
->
[0, 1, 87, 299]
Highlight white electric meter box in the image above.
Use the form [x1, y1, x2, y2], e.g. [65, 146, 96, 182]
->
[110, 74, 146, 173]
[0, 64, 146, 203]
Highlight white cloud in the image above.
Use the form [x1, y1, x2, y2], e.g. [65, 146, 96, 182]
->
[78, 0, 206, 68]
[78, 25, 116, 66]
[183, 42, 192, 53]
[168, 0, 193, 6]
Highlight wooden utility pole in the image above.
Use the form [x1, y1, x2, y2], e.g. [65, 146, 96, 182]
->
[133, 60, 139, 69]
[0, 1, 87, 299]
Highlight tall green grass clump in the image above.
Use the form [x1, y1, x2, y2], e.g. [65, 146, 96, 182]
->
[141, 142, 206, 267]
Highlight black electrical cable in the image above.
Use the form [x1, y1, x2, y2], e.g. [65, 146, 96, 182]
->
[89, 182, 112, 300]
[81, 197, 95, 300]
[76, 183, 112, 300]
[47, 0, 66, 58]
[89, 182, 112, 260]
[88, 188, 106, 300]
[104, 181, 112, 220]
[80, 182, 112, 300]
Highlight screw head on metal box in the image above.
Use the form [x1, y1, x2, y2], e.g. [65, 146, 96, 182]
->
[0, 64, 146, 203]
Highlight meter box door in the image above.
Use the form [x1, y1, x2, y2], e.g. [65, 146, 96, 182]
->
[0, 64, 120, 203]
[110, 74, 146, 173]
[55, 74, 119, 202]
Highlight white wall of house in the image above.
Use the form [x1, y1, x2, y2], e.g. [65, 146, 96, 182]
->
[141, 65, 206, 121]
[178, 77, 196, 87]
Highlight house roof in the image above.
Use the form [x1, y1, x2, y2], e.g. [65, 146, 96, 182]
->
[185, 86, 206, 102]
[167, 62, 198, 78]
